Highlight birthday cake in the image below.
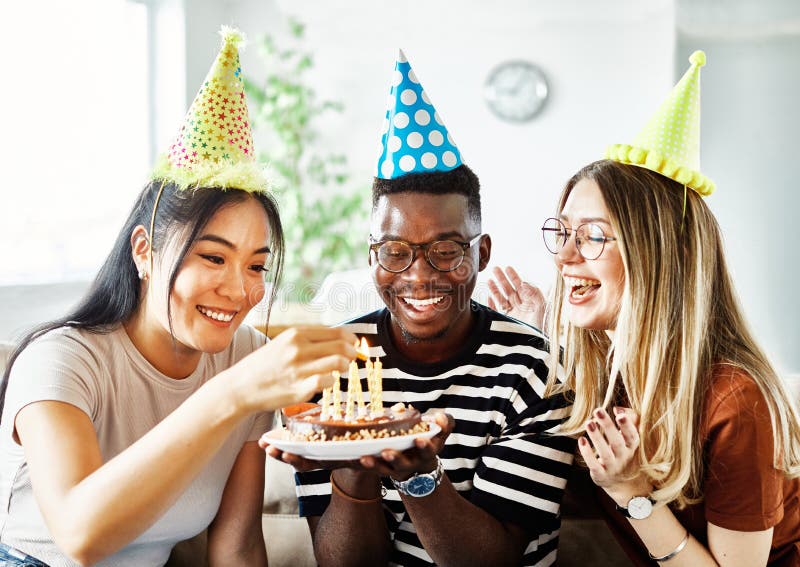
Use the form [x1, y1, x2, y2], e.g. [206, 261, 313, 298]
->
[283, 340, 430, 442]
[286, 402, 428, 442]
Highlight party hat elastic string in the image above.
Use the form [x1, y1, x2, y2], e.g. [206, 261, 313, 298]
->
[681, 184, 688, 232]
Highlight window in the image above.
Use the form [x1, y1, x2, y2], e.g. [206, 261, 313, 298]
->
[2, 1, 149, 285]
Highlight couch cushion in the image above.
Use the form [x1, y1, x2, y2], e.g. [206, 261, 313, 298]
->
[262, 514, 315, 567]
[0, 341, 15, 373]
[264, 449, 302, 515]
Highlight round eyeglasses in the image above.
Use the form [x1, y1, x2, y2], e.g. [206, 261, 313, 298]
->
[541, 218, 616, 261]
[369, 234, 483, 273]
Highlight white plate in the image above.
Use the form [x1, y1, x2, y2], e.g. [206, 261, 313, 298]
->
[260, 423, 441, 461]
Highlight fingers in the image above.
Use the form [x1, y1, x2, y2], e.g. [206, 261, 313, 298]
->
[613, 406, 640, 428]
[592, 407, 628, 457]
[505, 266, 523, 288]
[585, 419, 615, 464]
[430, 412, 454, 440]
[518, 282, 545, 303]
[276, 325, 358, 346]
[300, 354, 353, 379]
[578, 436, 602, 471]
[487, 279, 511, 312]
[376, 442, 438, 477]
[492, 266, 516, 298]
[613, 408, 640, 449]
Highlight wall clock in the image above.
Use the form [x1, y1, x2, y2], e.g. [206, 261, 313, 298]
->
[484, 60, 549, 123]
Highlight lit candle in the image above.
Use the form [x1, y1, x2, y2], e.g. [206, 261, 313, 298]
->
[359, 358, 371, 417]
[345, 360, 358, 421]
[373, 357, 383, 416]
[367, 358, 376, 414]
[320, 388, 331, 420]
[356, 337, 369, 361]
[332, 370, 342, 419]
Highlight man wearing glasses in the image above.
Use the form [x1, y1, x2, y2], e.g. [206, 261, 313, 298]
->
[276, 52, 575, 566]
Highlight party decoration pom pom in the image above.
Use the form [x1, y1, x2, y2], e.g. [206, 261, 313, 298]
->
[645, 151, 663, 171]
[629, 147, 646, 164]
[662, 159, 679, 178]
[219, 25, 245, 48]
[675, 167, 692, 185]
[689, 50, 706, 67]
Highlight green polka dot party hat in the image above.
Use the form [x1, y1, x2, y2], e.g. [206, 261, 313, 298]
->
[152, 26, 269, 194]
[376, 49, 462, 179]
[606, 50, 714, 196]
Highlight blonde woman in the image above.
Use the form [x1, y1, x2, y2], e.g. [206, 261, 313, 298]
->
[490, 158, 800, 565]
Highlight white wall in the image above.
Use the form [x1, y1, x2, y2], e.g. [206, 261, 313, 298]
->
[188, 0, 675, 300]
[677, 0, 800, 376]
[5, 0, 795, 380]
[220, 0, 675, 292]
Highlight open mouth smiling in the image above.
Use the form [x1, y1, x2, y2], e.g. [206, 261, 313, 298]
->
[564, 276, 601, 299]
[196, 305, 238, 323]
[401, 296, 445, 308]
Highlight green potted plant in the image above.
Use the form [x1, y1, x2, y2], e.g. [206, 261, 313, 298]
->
[244, 18, 369, 303]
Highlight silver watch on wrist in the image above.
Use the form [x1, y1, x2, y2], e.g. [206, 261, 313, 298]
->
[616, 495, 655, 520]
[390, 457, 444, 497]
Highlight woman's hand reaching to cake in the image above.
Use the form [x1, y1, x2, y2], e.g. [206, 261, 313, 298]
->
[230, 326, 357, 414]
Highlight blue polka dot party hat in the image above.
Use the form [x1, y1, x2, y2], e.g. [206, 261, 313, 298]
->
[376, 49, 462, 179]
[606, 50, 714, 196]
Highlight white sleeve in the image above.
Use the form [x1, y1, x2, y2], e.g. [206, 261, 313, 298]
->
[3, 330, 101, 440]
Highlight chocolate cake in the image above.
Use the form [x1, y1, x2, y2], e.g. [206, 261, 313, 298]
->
[286, 402, 429, 442]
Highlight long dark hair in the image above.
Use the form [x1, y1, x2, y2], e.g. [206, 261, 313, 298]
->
[0, 180, 284, 415]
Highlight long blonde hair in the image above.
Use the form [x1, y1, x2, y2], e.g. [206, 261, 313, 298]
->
[545, 160, 800, 508]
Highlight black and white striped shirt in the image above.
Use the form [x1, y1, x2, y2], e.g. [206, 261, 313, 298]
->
[295, 302, 575, 566]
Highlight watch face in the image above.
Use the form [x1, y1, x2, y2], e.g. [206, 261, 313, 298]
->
[627, 496, 654, 520]
[484, 61, 549, 122]
[406, 474, 437, 497]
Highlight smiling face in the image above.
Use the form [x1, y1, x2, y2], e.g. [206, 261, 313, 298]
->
[370, 192, 490, 360]
[556, 178, 625, 332]
[134, 196, 271, 374]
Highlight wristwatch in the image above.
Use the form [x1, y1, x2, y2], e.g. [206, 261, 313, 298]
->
[390, 457, 444, 497]
[616, 495, 655, 520]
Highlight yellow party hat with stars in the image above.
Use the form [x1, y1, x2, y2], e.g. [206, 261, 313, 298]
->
[152, 26, 269, 193]
[606, 50, 714, 196]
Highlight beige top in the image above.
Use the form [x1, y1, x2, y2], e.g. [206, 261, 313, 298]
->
[0, 324, 272, 567]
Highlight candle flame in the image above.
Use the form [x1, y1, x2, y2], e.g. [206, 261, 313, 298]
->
[356, 337, 369, 361]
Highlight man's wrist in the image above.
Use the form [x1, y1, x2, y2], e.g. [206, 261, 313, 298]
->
[390, 457, 439, 482]
[332, 469, 382, 500]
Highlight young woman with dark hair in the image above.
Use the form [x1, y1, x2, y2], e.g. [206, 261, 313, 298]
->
[0, 180, 356, 567]
[0, 28, 357, 567]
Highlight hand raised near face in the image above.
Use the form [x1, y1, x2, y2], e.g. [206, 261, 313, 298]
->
[578, 407, 653, 502]
[231, 326, 357, 414]
[261, 412, 454, 477]
[487, 266, 547, 329]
